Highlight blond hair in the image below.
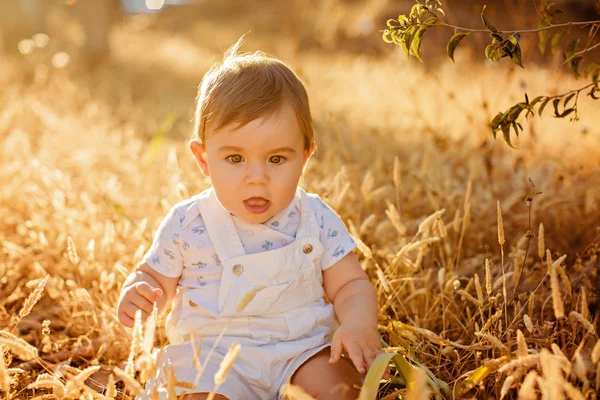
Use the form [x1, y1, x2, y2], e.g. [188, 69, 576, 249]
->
[192, 37, 314, 150]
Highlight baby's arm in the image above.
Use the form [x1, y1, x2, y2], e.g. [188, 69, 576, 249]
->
[323, 253, 387, 376]
[117, 263, 179, 328]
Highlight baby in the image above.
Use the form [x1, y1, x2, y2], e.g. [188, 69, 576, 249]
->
[117, 39, 384, 400]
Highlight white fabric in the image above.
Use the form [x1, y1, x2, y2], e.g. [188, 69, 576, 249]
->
[139, 187, 356, 400]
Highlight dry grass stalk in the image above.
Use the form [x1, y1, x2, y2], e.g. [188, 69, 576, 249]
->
[393, 155, 401, 188]
[456, 290, 481, 307]
[126, 309, 144, 376]
[214, 342, 241, 385]
[592, 339, 600, 363]
[385, 202, 406, 235]
[556, 264, 572, 298]
[597, 363, 600, 393]
[518, 370, 539, 400]
[569, 311, 596, 335]
[236, 286, 266, 312]
[572, 351, 586, 383]
[550, 254, 565, 319]
[485, 259, 492, 296]
[27, 373, 66, 398]
[64, 365, 101, 397]
[18, 274, 49, 320]
[538, 223, 545, 259]
[0, 347, 10, 393]
[67, 236, 80, 265]
[0, 331, 38, 361]
[527, 293, 535, 321]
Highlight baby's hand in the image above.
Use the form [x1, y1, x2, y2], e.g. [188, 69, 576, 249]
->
[117, 282, 162, 328]
[328, 321, 390, 379]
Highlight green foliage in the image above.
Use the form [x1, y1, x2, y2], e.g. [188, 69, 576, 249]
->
[382, 0, 600, 147]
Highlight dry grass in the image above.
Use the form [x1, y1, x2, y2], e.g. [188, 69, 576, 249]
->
[1, 2, 599, 399]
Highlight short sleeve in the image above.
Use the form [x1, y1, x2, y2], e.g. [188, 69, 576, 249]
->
[141, 206, 185, 278]
[316, 198, 357, 271]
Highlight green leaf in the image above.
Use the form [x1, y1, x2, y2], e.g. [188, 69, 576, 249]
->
[529, 96, 544, 107]
[447, 32, 470, 62]
[501, 121, 516, 148]
[570, 56, 582, 79]
[563, 92, 576, 108]
[584, 62, 599, 79]
[552, 98, 561, 117]
[143, 112, 178, 167]
[491, 112, 504, 129]
[538, 98, 551, 116]
[564, 38, 580, 60]
[382, 31, 394, 44]
[410, 27, 429, 62]
[511, 44, 524, 68]
[538, 20, 550, 54]
[558, 108, 575, 118]
[481, 5, 499, 32]
[490, 32, 503, 42]
[588, 86, 599, 100]
[359, 353, 394, 400]
[550, 30, 565, 55]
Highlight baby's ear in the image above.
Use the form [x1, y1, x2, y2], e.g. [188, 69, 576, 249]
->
[302, 145, 316, 171]
[189, 139, 210, 176]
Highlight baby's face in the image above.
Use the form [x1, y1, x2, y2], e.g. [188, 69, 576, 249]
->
[190, 103, 313, 224]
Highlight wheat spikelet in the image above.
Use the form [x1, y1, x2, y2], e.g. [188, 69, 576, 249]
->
[546, 249, 553, 275]
[485, 259, 492, 296]
[516, 329, 528, 357]
[126, 309, 143, 376]
[464, 180, 472, 211]
[480, 310, 502, 334]
[498, 354, 540, 373]
[538, 223, 545, 259]
[236, 286, 266, 312]
[385, 202, 406, 235]
[518, 370, 539, 400]
[405, 367, 430, 400]
[67, 236, 79, 265]
[355, 237, 374, 259]
[562, 381, 585, 400]
[283, 382, 315, 400]
[474, 332, 508, 352]
[113, 366, 143, 396]
[452, 209, 460, 234]
[496, 201, 505, 246]
[527, 292, 535, 321]
[550, 257, 565, 319]
[592, 339, 600, 363]
[572, 351, 586, 383]
[0, 347, 10, 393]
[28, 373, 65, 398]
[106, 374, 116, 399]
[556, 264, 572, 298]
[523, 314, 534, 333]
[474, 273, 483, 306]
[569, 311, 596, 335]
[64, 365, 101, 397]
[580, 287, 589, 320]
[214, 341, 241, 385]
[18, 274, 49, 319]
[417, 209, 446, 238]
[0, 331, 38, 360]
[499, 375, 514, 399]
[456, 290, 481, 307]
[393, 155, 401, 187]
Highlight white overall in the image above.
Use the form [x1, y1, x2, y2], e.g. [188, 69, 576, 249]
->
[141, 188, 337, 400]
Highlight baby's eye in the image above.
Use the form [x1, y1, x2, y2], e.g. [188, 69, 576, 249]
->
[269, 155, 285, 164]
[226, 155, 243, 164]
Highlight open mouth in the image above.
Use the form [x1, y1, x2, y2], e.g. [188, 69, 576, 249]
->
[243, 197, 270, 214]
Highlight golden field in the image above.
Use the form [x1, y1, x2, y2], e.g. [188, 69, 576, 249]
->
[1, 1, 599, 399]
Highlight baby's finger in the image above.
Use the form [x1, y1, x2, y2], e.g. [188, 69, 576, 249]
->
[329, 338, 343, 364]
[346, 342, 366, 374]
[135, 282, 161, 303]
[122, 301, 149, 320]
[363, 348, 377, 371]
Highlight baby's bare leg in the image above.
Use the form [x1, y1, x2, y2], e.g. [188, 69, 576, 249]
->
[179, 394, 230, 400]
[290, 348, 361, 400]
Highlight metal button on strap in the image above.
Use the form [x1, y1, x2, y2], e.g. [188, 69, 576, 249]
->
[303, 244, 313, 254]
[232, 264, 244, 275]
